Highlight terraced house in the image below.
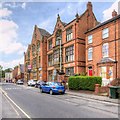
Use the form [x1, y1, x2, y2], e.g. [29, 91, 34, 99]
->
[85, 10, 120, 86]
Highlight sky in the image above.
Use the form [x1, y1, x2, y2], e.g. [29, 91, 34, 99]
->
[0, 0, 119, 70]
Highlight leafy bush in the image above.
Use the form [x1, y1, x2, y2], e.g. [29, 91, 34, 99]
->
[68, 76, 102, 91]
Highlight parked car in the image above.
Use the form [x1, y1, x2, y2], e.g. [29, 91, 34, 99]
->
[40, 82, 65, 95]
[16, 79, 24, 85]
[27, 80, 37, 86]
[35, 80, 46, 88]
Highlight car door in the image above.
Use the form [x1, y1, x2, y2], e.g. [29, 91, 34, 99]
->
[42, 84, 46, 92]
[45, 82, 50, 92]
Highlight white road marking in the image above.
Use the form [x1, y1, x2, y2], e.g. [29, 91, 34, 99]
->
[3, 94, 20, 117]
[0, 88, 31, 119]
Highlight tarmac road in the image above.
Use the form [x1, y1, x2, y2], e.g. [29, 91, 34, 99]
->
[0, 83, 119, 119]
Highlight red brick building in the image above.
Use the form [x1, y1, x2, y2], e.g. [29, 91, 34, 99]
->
[46, 2, 98, 82]
[24, 2, 120, 85]
[24, 2, 98, 82]
[12, 64, 24, 82]
[85, 10, 120, 86]
[24, 25, 50, 81]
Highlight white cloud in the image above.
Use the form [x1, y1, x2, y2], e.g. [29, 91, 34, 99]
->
[102, 0, 119, 21]
[0, 8, 12, 18]
[0, 5, 26, 69]
[0, 57, 24, 70]
[21, 2, 26, 9]
[4, 2, 27, 9]
[0, 19, 26, 54]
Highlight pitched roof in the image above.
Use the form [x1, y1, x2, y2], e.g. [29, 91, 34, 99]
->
[86, 14, 120, 33]
[38, 28, 51, 37]
[61, 21, 67, 26]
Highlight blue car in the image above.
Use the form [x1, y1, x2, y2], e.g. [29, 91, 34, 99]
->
[40, 82, 65, 95]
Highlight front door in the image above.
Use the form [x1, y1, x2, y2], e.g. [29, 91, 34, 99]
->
[88, 67, 93, 76]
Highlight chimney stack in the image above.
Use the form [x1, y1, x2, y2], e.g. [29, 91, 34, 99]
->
[87, 1, 92, 11]
[112, 9, 117, 17]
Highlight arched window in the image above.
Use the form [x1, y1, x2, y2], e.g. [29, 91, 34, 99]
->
[56, 29, 62, 46]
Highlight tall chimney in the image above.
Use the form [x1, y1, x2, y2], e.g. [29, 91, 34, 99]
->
[87, 1, 92, 11]
[112, 9, 117, 17]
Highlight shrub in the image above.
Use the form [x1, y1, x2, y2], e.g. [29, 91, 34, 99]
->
[68, 76, 102, 91]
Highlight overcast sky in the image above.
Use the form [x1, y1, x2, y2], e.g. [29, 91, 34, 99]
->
[0, 0, 119, 70]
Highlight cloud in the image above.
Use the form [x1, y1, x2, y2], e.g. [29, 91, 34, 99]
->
[4, 2, 27, 9]
[102, 0, 119, 21]
[0, 57, 24, 70]
[0, 19, 26, 55]
[0, 8, 12, 18]
[0, 5, 26, 69]
[21, 2, 26, 9]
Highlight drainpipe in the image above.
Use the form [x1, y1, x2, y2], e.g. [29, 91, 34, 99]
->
[114, 20, 117, 79]
[75, 23, 77, 74]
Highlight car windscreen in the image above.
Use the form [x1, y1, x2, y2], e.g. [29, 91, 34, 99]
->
[53, 82, 62, 86]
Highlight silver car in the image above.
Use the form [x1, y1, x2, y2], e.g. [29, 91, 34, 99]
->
[27, 80, 37, 86]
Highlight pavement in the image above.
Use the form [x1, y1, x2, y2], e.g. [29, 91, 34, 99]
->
[66, 90, 119, 104]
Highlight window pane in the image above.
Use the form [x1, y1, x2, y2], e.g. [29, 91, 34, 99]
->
[66, 28, 73, 41]
[65, 45, 74, 62]
[66, 67, 74, 76]
[88, 35, 92, 44]
[102, 28, 109, 39]
[88, 48, 93, 60]
[102, 43, 108, 58]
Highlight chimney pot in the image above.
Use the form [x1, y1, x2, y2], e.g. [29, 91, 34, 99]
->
[112, 9, 117, 17]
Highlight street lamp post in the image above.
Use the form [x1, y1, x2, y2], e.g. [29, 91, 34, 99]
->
[57, 37, 62, 73]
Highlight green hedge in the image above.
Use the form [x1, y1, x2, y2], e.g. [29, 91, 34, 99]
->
[68, 76, 102, 91]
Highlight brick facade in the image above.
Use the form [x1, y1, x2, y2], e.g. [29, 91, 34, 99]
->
[24, 25, 50, 81]
[24, 2, 120, 85]
[86, 11, 120, 85]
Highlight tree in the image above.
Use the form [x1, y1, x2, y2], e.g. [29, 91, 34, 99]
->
[0, 65, 3, 79]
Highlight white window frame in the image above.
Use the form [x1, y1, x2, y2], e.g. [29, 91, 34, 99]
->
[102, 43, 109, 58]
[100, 66, 107, 80]
[102, 28, 109, 39]
[88, 48, 93, 60]
[88, 35, 92, 44]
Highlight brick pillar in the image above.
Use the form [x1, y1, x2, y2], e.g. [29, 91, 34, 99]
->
[94, 84, 100, 94]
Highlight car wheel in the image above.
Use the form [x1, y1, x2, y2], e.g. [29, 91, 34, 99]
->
[40, 88, 43, 93]
[50, 90, 53, 95]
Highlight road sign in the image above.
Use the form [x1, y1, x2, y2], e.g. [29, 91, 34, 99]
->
[28, 65, 32, 70]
